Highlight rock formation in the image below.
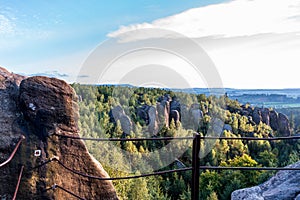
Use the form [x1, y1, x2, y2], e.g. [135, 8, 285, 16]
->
[0, 68, 118, 199]
[278, 113, 291, 136]
[261, 108, 270, 126]
[147, 106, 159, 135]
[111, 105, 132, 135]
[252, 107, 262, 125]
[189, 104, 203, 130]
[136, 105, 159, 134]
[230, 105, 291, 137]
[136, 95, 206, 134]
[270, 110, 279, 131]
[156, 100, 169, 128]
[223, 124, 233, 132]
[232, 161, 300, 200]
[0, 67, 25, 200]
[170, 110, 180, 124]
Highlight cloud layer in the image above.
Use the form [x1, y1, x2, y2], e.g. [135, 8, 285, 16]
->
[27, 70, 69, 78]
[108, 0, 300, 39]
[106, 0, 300, 89]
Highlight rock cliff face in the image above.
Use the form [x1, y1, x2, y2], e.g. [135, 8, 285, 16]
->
[0, 67, 25, 200]
[232, 105, 291, 137]
[0, 68, 118, 199]
[132, 95, 204, 134]
[232, 161, 300, 200]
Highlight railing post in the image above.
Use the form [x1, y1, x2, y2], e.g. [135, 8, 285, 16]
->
[191, 133, 200, 200]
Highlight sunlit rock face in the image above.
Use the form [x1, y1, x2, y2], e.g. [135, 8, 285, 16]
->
[232, 161, 300, 200]
[0, 67, 118, 200]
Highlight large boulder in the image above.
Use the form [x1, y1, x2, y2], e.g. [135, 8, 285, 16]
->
[19, 76, 79, 139]
[0, 68, 118, 199]
[232, 161, 300, 200]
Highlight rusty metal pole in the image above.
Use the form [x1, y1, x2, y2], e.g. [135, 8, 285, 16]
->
[13, 165, 24, 200]
[191, 133, 200, 200]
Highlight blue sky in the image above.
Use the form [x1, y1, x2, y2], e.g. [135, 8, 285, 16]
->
[1, 0, 300, 89]
[0, 0, 225, 69]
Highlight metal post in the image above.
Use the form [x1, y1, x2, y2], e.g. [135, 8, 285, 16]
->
[13, 165, 24, 200]
[191, 133, 200, 200]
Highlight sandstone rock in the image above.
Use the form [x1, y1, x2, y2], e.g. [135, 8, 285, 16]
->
[278, 113, 291, 136]
[248, 116, 256, 125]
[180, 104, 189, 127]
[111, 105, 125, 121]
[137, 105, 150, 124]
[253, 107, 262, 125]
[119, 114, 132, 134]
[240, 105, 252, 116]
[0, 68, 25, 150]
[157, 94, 171, 102]
[157, 99, 170, 127]
[137, 105, 159, 134]
[232, 161, 300, 200]
[270, 110, 279, 131]
[111, 105, 132, 135]
[0, 67, 25, 89]
[156, 100, 169, 127]
[170, 110, 180, 124]
[0, 68, 25, 199]
[223, 124, 233, 132]
[0, 69, 118, 199]
[261, 108, 270, 126]
[148, 106, 159, 135]
[190, 108, 203, 130]
[231, 186, 264, 200]
[19, 77, 80, 141]
[170, 97, 181, 113]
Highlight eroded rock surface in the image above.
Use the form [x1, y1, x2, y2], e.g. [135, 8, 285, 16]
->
[0, 68, 118, 199]
[0, 67, 25, 199]
[229, 104, 291, 137]
[232, 161, 300, 200]
[111, 105, 132, 135]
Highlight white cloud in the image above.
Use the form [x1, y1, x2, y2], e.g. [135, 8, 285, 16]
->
[200, 33, 300, 89]
[108, 0, 300, 39]
[106, 0, 300, 89]
[0, 14, 15, 35]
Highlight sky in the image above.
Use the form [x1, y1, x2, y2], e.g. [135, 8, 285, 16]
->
[0, 0, 299, 89]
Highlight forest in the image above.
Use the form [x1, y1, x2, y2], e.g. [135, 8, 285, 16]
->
[71, 84, 300, 200]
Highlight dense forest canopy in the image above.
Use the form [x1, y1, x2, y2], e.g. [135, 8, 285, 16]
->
[71, 84, 300, 200]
